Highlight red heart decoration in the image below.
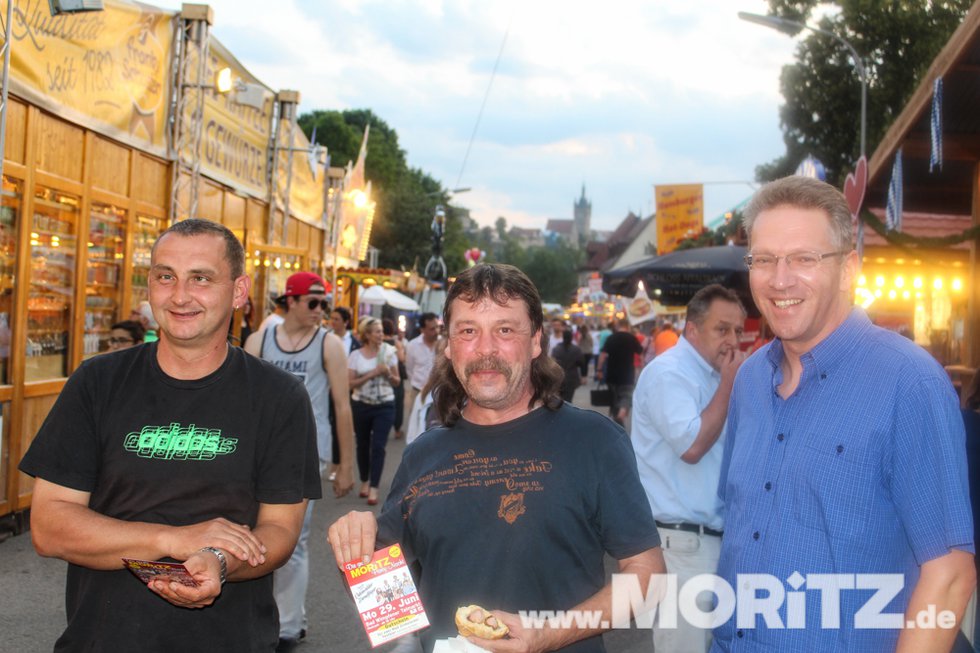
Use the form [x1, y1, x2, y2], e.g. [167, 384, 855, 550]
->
[843, 156, 868, 220]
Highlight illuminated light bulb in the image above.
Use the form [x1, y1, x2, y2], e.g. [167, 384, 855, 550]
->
[216, 67, 233, 93]
[915, 292, 922, 299]
[888, 290, 896, 300]
[894, 276, 904, 288]
[874, 289, 882, 298]
[933, 278, 943, 291]
[952, 278, 963, 292]
[875, 276, 885, 287]
[857, 275, 866, 287]
[902, 290, 910, 300]
[913, 277, 923, 289]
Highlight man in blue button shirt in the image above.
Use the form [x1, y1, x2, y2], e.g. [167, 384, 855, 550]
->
[713, 176, 975, 652]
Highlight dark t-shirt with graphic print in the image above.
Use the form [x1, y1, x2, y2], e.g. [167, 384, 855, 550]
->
[377, 403, 660, 653]
[19, 342, 321, 653]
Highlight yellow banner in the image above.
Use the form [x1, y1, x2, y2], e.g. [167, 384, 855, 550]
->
[198, 38, 274, 197]
[283, 128, 325, 226]
[3, 0, 174, 154]
[655, 184, 704, 255]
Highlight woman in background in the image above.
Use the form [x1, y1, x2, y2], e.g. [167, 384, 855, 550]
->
[348, 317, 400, 505]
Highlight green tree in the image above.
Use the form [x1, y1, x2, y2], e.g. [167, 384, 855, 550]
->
[758, 1, 971, 186]
[521, 242, 584, 304]
[299, 110, 465, 272]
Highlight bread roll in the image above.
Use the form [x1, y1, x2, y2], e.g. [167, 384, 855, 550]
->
[455, 604, 509, 640]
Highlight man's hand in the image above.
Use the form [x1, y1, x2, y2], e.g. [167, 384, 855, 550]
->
[719, 348, 747, 384]
[161, 518, 266, 567]
[333, 464, 355, 498]
[147, 549, 223, 609]
[466, 609, 549, 653]
[327, 511, 378, 567]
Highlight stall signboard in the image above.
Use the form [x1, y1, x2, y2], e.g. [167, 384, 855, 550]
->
[2, 0, 174, 155]
[655, 184, 704, 255]
[198, 38, 274, 198]
[284, 127, 326, 227]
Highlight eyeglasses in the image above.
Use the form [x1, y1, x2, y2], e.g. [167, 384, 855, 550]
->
[108, 337, 134, 345]
[744, 250, 848, 271]
[306, 298, 329, 311]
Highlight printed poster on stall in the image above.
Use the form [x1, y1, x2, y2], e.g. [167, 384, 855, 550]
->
[343, 544, 429, 647]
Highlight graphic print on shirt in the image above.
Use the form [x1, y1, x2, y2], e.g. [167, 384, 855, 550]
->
[402, 448, 552, 525]
[270, 358, 308, 383]
[123, 423, 238, 460]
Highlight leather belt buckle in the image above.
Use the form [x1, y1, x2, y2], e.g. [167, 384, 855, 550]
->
[656, 520, 723, 538]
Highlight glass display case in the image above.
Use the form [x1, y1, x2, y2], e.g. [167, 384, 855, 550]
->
[131, 214, 163, 310]
[27, 186, 77, 381]
[0, 176, 18, 385]
[84, 203, 126, 358]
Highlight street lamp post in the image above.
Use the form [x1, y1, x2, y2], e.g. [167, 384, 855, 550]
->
[738, 11, 867, 158]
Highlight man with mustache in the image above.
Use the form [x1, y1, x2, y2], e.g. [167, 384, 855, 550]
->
[329, 263, 664, 652]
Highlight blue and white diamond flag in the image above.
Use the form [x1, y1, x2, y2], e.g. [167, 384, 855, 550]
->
[886, 148, 903, 232]
[930, 77, 943, 172]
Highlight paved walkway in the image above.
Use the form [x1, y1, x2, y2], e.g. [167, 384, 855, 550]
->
[0, 383, 650, 652]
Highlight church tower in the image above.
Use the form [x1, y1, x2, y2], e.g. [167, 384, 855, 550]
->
[573, 184, 592, 245]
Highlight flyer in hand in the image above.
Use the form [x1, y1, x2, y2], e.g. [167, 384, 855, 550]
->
[122, 558, 199, 587]
[343, 544, 429, 647]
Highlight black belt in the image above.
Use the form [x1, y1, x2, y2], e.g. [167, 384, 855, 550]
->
[656, 520, 723, 538]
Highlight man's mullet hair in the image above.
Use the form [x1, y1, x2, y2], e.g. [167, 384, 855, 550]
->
[432, 263, 563, 426]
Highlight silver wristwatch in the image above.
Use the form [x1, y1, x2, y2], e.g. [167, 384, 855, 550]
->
[199, 546, 227, 585]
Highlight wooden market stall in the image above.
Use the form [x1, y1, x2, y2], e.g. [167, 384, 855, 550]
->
[864, 0, 980, 378]
[0, 1, 348, 522]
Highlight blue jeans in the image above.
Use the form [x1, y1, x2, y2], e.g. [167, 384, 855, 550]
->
[352, 400, 395, 487]
[273, 500, 314, 639]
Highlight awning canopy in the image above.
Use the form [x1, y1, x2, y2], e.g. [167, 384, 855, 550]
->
[602, 245, 757, 315]
[359, 285, 420, 311]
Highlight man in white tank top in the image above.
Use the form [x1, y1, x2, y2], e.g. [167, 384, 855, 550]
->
[245, 271, 354, 651]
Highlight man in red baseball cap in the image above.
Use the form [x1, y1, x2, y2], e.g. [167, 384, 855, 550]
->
[278, 271, 329, 300]
[246, 270, 353, 651]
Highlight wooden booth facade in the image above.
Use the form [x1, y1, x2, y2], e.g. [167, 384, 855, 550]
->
[864, 0, 980, 380]
[0, 0, 367, 521]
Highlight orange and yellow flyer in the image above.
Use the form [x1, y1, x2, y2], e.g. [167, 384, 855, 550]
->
[343, 544, 430, 647]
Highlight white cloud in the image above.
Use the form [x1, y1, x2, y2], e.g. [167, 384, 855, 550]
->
[156, 0, 797, 232]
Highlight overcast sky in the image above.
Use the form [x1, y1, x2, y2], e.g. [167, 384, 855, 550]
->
[159, 0, 805, 232]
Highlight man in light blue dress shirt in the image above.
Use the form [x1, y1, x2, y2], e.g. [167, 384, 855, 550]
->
[632, 283, 747, 653]
[714, 176, 975, 652]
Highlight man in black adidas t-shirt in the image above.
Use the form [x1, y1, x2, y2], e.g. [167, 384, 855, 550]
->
[328, 264, 664, 652]
[19, 220, 320, 652]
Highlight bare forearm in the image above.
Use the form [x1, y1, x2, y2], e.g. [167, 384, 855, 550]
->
[681, 378, 734, 464]
[32, 500, 178, 569]
[531, 550, 663, 650]
[226, 508, 304, 581]
[895, 551, 976, 652]
[334, 400, 355, 469]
